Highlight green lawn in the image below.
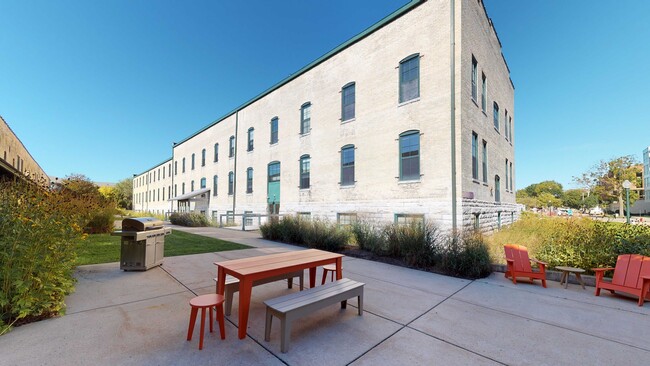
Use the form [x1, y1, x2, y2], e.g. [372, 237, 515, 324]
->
[76, 230, 250, 265]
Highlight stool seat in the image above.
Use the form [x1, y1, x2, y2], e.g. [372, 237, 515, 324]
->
[188, 294, 226, 350]
[321, 265, 340, 285]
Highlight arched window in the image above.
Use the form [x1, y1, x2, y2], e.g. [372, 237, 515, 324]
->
[399, 130, 420, 181]
[201, 148, 206, 166]
[341, 82, 355, 121]
[214, 143, 219, 162]
[341, 145, 355, 186]
[229, 136, 235, 157]
[191, 153, 195, 170]
[200, 177, 206, 189]
[495, 175, 501, 202]
[300, 102, 311, 134]
[212, 175, 218, 196]
[399, 54, 420, 103]
[246, 167, 254, 193]
[247, 128, 254, 151]
[299, 155, 310, 189]
[493, 102, 500, 131]
[270, 117, 279, 144]
[228, 171, 234, 195]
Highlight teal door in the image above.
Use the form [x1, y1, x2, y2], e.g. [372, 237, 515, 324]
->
[267, 162, 281, 213]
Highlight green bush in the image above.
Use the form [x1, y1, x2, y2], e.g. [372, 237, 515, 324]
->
[169, 212, 210, 227]
[438, 232, 492, 279]
[351, 220, 386, 254]
[260, 216, 348, 252]
[384, 222, 441, 268]
[1, 180, 91, 335]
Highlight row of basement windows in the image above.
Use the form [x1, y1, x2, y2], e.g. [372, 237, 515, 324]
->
[471, 55, 513, 143]
[172, 54, 421, 176]
[136, 130, 423, 203]
[471, 131, 514, 202]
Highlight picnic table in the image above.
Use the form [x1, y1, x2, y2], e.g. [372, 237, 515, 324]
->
[215, 249, 344, 339]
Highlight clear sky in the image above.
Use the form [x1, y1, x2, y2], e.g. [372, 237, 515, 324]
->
[1, 0, 649, 189]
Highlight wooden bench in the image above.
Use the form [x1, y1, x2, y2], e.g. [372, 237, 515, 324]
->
[264, 278, 364, 353]
[593, 254, 650, 306]
[214, 271, 304, 316]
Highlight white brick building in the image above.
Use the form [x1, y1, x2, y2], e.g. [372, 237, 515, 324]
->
[133, 0, 519, 232]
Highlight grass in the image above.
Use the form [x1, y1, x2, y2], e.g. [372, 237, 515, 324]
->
[76, 230, 250, 265]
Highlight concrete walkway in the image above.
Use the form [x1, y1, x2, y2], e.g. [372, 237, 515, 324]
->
[1, 225, 649, 365]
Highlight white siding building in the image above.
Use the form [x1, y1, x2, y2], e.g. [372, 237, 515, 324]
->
[133, 0, 519, 231]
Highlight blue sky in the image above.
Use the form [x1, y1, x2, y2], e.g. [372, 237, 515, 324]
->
[1, 0, 648, 189]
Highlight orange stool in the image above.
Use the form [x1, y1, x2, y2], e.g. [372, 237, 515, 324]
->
[187, 294, 226, 350]
[321, 264, 340, 285]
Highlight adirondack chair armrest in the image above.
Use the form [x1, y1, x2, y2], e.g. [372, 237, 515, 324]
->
[530, 258, 547, 267]
[592, 267, 614, 282]
[505, 258, 514, 264]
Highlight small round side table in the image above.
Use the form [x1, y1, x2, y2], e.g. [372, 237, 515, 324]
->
[555, 266, 586, 289]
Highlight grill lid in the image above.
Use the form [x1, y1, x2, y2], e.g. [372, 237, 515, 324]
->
[121, 217, 164, 232]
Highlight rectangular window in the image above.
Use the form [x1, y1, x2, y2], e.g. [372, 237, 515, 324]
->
[182, 158, 186, 173]
[399, 55, 420, 103]
[229, 136, 235, 157]
[201, 149, 206, 166]
[481, 73, 487, 112]
[400, 131, 420, 181]
[213, 175, 218, 196]
[341, 83, 355, 121]
[395, 214, 424, 227]
[175, 161, 178, 175]
[191, 180, 194, 191]
[482, 140, 488, 183]
[300, 103, 311, 134]
[162, 187, 165, 200]
[228, 172, 234, 195]
[300, 155, 310, 189]
[341, 145, 355, 186]
[509, 162, 513, 192]
[270, 118, 279, 144]
[298, 212, 311, 221]
[268, 162, 280, 182]
[246, 168, 253, 193]
[493, 102, 499, 131]
[505, 159, 509, 190]
[509, 116, 513, 142]
[495, 176, 501, 203]
[214, 143, 219, 162]
[191, 153, 195, 170]
[200, 177, 206, 189]
[504, 110, 509, 141]
[247, 128, 254, 151]
[163, 166, 165, 179]
[472, 132, 479, 180]
[471, 56, 478, 102]
[337, 213, 357, 228]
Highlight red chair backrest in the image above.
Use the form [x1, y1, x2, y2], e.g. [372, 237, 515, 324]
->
[612, 254, 650, 289]
[504, 244, 532, 273]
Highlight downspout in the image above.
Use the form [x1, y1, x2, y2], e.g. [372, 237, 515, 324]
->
[171, 144, 176, 216]
[450, 0, 458, 231]
[232, 111, 239, 219]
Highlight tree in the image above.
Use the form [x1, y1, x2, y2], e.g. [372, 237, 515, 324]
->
[59, 174, 116, 233]
[517, 180, 564, 209]
[585, 156, 640, 214]
[563, 188, 598, 210]
[113, 178, 133, 210]
[524, 180, 563, 198]
[516, 190, 538, 208]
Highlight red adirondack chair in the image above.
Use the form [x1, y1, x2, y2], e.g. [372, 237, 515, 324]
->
[593, 254, 650, 306]
[504, 244, 547, 288]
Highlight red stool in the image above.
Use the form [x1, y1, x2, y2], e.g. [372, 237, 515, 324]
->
[321, 264, 339, 285]
[187, 294, 225, 350]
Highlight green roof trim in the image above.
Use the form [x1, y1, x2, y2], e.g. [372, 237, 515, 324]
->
[174, 0, 425, 148]
[135, 157, 172, 178]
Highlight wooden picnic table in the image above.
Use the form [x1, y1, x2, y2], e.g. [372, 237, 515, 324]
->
[214, 249, 344, 339]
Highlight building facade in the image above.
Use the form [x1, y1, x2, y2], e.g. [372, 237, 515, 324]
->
[644, 147, 649, 201]
[133, 0, 519, 231]
[0, 115, 50, 186]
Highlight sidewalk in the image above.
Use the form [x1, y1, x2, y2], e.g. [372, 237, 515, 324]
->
[1, 225, 648, 365]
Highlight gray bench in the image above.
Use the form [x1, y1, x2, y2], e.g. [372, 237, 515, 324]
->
[214, 271, 304, 316]
[264, 278, 364, 353]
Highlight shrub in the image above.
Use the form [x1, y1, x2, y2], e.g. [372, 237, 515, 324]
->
[260, 216, 348, 252]
[438, 232, 492, 279]
[1, 180, 91, 334]
[169, 212, 210, 227]
[351, 220, 386, 254]
[384, 222, 441, 268]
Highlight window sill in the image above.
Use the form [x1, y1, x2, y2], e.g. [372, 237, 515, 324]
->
[341, 118, 355, 124]
[398, 179, 421, 184]
[340, 183, 356, 189]
[300, 131, 311, 137]
[494, 127, 500, 134]
[472, 179, 481, 184]
[482, 182, 489, 187]
[398, 97, 420, 107]
[246, 192, 253, 195]
[482, 110, 487, 117]
[270, 142, 279, 147]
[299, 187, 311, 192]
[471, 98, 479, 108]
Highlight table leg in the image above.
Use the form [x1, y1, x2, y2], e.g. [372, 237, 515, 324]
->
[564, 272, 569, 289]
[237, 278, 253, 339]
[309, 267, 316, 288]
[575, 273, 585, 289]
[217, 266, 226, 296]
[559, 271, 565, 286]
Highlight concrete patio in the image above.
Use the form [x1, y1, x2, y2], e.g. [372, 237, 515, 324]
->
[1, 226, 649, 365]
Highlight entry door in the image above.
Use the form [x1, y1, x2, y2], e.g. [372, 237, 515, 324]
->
[267, 161, 281, 214]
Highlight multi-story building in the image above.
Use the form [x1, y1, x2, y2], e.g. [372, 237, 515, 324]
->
[133, 0, 519, 231]
[0, 115, 50, 186]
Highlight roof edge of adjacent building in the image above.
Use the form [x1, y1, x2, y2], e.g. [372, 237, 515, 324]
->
[173, 0, 427, 148]
[134, 157, 172, 178]
[0, 114, 50, 180]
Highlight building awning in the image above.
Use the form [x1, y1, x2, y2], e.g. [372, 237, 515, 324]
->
[168, 187, 210, 201]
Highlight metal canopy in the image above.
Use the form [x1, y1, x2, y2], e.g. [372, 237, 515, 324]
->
[168, 187, 210, 201]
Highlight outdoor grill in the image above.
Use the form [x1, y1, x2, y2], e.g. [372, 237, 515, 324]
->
[112, 217, 171, 271]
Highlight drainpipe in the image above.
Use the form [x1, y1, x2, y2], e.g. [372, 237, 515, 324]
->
[450, 0, 458, 231]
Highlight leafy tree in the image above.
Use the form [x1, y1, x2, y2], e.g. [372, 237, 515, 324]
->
[584, 156, 640, 214]
[517, 180, 564, 208]
[537, 192, 562, 209]
[60, 174, 116, 233]
[563, 189, 598, 210]
[524, 180, 563, 198]
[113, 178, 133, 210]
[516, 190, 539, 208]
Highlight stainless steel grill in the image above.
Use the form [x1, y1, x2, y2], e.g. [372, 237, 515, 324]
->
[112, 217, 171, 271]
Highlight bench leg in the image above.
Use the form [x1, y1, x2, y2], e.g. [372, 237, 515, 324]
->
[280, 318, 291, 353]
[225, 287, 235, 316]
[264, 309, 272, 342]
[341, 300, 347, 309]
[299, 273, 304, 291]
[358, 293, 363, 315]
[287, 278, 293, 289]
